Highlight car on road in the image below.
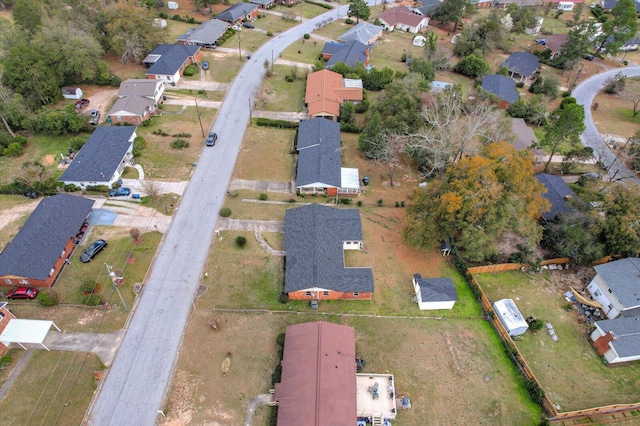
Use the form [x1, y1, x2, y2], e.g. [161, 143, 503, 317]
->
[109, 187, 131, 197]
[6, 287, 38, 300]
[202, 61, 209, 70]
[81, 239, 108, 263]
[206, 132, 218, 146]
[243, 22, 255, 29]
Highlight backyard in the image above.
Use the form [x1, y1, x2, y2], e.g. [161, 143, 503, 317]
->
[476, 270, 640, 412]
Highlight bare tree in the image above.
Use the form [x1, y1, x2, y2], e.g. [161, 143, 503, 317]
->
[141, 180, 162, 200]
[377, 132, 407, 187]
[129, 228, 141, 242]
[16, 162, 50, 187]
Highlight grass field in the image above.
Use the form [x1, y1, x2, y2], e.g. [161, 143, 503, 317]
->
[476, 270, 640, 412]
[233, 126, 295, 181]
[258, 65, 307, 111]
[203, 53, 244, 83]
[280, 37, 323, 63]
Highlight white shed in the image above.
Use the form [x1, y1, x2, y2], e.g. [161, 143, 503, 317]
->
[412, 273, 457, 310]
[558, 2, 574, 10]
[413, 35, 426, 47]
[61, 87, 83, 100]
[168, 1, 179, 9]
[493, 299, 529, 336]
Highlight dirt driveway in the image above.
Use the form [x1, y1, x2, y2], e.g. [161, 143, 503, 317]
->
[75, 86, 118, 124]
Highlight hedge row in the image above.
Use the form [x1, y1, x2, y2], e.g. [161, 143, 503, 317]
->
[255, 118, 299, 129]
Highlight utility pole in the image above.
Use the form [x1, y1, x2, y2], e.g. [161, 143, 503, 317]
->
[248, 96, 252, 123]
[194, 98, 205, 137]
[238, 30, 242, 61]
[271, 50, 274, 75]
[105, 263, 128, 311]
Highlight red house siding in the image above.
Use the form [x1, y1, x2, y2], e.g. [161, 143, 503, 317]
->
[288, 290, 372, 301]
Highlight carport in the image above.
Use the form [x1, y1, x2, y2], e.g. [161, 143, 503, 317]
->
[0, 319, 61, 350]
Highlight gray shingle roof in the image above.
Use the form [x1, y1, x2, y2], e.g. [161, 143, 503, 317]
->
[414, 0, 443, 16]
[117, 80, 160, 98]
[594, 258, 640, 310]
[296, 119, 341, 189]
[108, 96, 154, 117]
[177, 19, 229, 45]
[60, 127, 136, 184]
[216, 2, 257, 22]
[338, 22, 383, 44]
[534, 173, 576, 221]
[144, 44, 200, 76]
[603, 0, 640, 12]
[284, 204, 374, 293]
[0, 194, 94, 281]
[324, 40, 369, 68]
[595, 316, 640, 358]
[501, 52, 540, 79]
[413, 273, 457, 302]
[481, 74, 519, 104]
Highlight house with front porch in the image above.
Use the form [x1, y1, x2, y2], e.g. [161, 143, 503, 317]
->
[501, 52, 540, 83]
[107, 79, 165, 125]
[587, 257, 640, 320]
[377, 6, 429, 34]
[216, 2, 259, 25]
[284, 204, 373, 301]
[143, 44, 202, 84]
[60, 126, 137, 189]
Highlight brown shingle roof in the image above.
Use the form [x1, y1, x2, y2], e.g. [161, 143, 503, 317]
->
[274, 321, 357, 425]
[378, 6, 426, 28]
[305, 70, 363, 118]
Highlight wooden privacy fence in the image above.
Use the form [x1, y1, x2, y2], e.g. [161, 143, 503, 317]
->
[467, 258, 569, 275]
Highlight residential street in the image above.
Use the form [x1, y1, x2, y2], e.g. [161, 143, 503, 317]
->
[84, 3, 366, 425]
[573, 66, 640, 183]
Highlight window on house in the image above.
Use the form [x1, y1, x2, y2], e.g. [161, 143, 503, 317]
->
[3, 279, 11, 285]
[0, 311, 4, 320]
[305, 291, 312, 297]
[608, 304, 614, 310]
[49, 268, 55, 276]
[323, 291, 329, 296]
[594, 290, 601, 297]
[61, 250, 66, 257]
[353, 292, 359, 297]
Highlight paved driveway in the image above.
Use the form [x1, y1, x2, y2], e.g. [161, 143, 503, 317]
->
[87, 209, 117, 226]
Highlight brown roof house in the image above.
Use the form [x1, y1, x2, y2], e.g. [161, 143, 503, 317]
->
[284, 204, 373, 301]
[305, 69, 363, 121]
[378, 6, 429, 34]
[0, 194, 94, 288]
[108, 79, 165, 125]
[529, 34, 568, 59]
[273, 321, 398, 424]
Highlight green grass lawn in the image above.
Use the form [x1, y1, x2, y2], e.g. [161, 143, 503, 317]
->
[280, 37, 323, 64]
[234, 125, 295, 181]
[313, 18, 352, 41]
[259, 65, 307, 111]
[205, 54, 243, 83]
[255, 13, 298, 35]
[165, 87, 225, 101]
[0, 351, 103, 426]
[222, 29, 269, 55]
[475, 270, 640, 412]
[221, 191, 303, 221]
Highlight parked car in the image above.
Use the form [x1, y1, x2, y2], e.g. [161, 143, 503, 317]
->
[75, 99, 90, 111]
[89, 109, 100, 125]
[109, 187, 131, 197]
[81, 239, 108, 263]
[6, 287, 38, 300]
[584, 54, 595, 61]
[243, 22, 255, 29]
[202, 61, 209, 70]
[206, 132, 218, 146]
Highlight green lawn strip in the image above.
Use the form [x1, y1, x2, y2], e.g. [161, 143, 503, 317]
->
[234, 126, 295, 181]
[260, 65, 307, 111]
[255, 13, 298, 35]
[139, 193, 181, 215]
[312, 19, 350, 41]
[120, 166, 138, 179]
[0, 348, 25, 388]
[165, 20, 194, 41]
[262, 231, 284, 251]
[476, 270, 640, 411]
[221, 191, 303, 221]
[279, 38, 323, 64]
[221, 30, 269, 56]
[207, 55, 244, 83]
[297, 2, 332, 19]
[165, 87, 225, 101]
[0, 351, 102, 425]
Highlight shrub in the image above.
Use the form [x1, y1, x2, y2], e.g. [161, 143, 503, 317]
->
[84, 294, 102, 306]
[85, 185, 110, 193]
[220, 207, 232, 217]
[255, 118, 299, 128]
[276, 333, 286, 346]
[133, 136, 146, 157]
[340, 122, 361, 133]
[354, 100, 369, 113]
[259, 193, 268, 201]
[357, 200, 363, 206]
[377, 199, 383, 206]
[516, 82, 525, 88]
[80, 279, 99, 294]
[303, 33, 310, 39]
[339, 198, 352, 204]
[235, 236, 247, 248]
[285, 75, 294, 82]
[37, 289, 59, 307]
[170, 139, 190, 149]
[229, 190, 238, 197]
[0, 354, 11, 370]
[266, 30, 273, 37]
[278, 292, 289, 304]
[395, 201, 400, 207]
[345, 18, 354, 24]
[529, 319, 544, 332]
[158, 12, 168, 19]
[172, 132, 192, 138]
[183, 64, 197, 76]
[289, 198, 296, 203]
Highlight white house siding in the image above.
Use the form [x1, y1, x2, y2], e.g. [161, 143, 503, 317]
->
[587, 276, 622, 319]
[342, 241, 362, 251]
[416, 298, 455, 310]
[153, 71, 181, 84]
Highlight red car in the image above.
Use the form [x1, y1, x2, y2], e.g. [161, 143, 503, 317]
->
[75, 99, 90, 111]
[6, 287, 38, 300]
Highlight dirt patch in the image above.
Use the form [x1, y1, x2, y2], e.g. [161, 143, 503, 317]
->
[76, 86, 118, 123]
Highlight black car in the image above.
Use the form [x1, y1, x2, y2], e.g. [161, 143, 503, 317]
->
[206, 132, 218, 146]
[243, 22, 255, 29]
[81, 239, 108, 263]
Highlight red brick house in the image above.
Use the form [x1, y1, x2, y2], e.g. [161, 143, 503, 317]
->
[284, 204, 373, 300]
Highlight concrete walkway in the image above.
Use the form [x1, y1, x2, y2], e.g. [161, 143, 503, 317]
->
[132, 164, 145, 180]
[274, 58, 314, 69]
[255, 231, 285, 256]
[250, 110, 308, 122]
[229, 178, 293, 193]
[43, 330, 125, 367]
[0, 349, 34, 402]
[217, 218, 284, 232]
[171, 80, 230, 91]
[244, 393, 273, 426]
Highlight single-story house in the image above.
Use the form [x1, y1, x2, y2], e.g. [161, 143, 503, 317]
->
[60, 126, 137, 189]
[511, 118, 540, 152]
[277, 0, 301, 5]
[337, 22, 384, 45]
[322, 40, 370, 68]
[250, 0, 274, 8]
[493, 298, 529, 337]
[107, 79, 165, 125]
[296, 118, 360, 196]
[481, 74, 519, 108]
[534, 173, 576, 221]
[591, 317, 640, 365]
[305, 69, 363, 120]
[0, 194, 94, 288]
[529, 33, 568, 59]
[377, 6, 429, 34]
[177, 18, 230, 48]
[412, 273, 457, 310]
[216, 2, 259, 25]
[412, 0, 443, 16]
[61, 87, 83, 100]
[587, 258, 640, 320]
[274, 321, 357, 424]
[0, 303, 15, 355]
[501, 52, 540, 83]
[143, 44, 202, 84]
[604, 35, 640, 52]
[284, 204, 374, 300]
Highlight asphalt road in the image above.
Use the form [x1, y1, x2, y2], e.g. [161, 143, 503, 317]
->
[572, 66, 640, 183]
[84, 3, 366, 425]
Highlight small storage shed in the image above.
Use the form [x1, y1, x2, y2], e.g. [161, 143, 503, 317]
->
[412, 273, 457, 310]
[61, 87, 83, 100]
[168, 1, 179, 9]
[493, 298, 529, 336]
